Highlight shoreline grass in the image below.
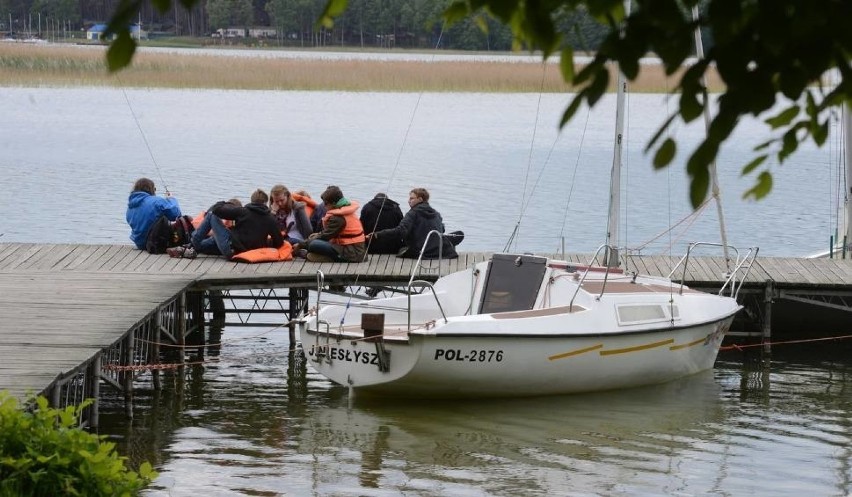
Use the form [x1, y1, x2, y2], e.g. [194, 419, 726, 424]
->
[0, 42, 725, 93]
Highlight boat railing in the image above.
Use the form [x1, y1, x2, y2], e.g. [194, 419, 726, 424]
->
[407, 230, 447, 288]
[407, 280, 448, 331]
[667, 242, 759, 299]
[569, 244, 618, 311]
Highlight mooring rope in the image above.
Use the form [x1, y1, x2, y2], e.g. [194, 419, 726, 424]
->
[720, 333, 852, 352]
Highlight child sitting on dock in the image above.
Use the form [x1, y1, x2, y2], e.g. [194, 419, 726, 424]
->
[300, 186, 366, 263]
[188, 189, 283, 260]
[126, 177, 183, 251]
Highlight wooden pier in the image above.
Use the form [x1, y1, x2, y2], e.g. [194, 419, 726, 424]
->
[1, 242, 851, 424]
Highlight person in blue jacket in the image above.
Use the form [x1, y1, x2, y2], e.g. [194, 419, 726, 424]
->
[126, 177, 182, 249]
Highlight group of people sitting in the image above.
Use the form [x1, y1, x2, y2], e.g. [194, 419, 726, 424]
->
[125, 178, 463, 263]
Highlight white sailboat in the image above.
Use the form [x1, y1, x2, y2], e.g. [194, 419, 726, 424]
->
[298, 121, 756, 399]
[297, 6, 758, 398]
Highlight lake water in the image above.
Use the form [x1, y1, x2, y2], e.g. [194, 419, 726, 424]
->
[2, 86, 851, 496]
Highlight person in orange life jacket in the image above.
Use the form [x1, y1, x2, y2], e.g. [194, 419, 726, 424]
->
[192, 189, 283, 259]
[269, 184, 312, 246]
[294, 189, 327, 233]
[292, 190, 317, 221]
[368, 187, 460, 259]
[302, 185, 366, 263]
[360, 192, 404, 254]
[126, 177, 182, 249]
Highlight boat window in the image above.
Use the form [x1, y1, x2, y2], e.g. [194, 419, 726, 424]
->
[616, 304, 668, 325]
[479, 254, 548, 314]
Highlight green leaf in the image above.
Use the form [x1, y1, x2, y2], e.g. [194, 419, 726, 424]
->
[743, 171, 773, 201]
[689, 167, 710, 209]
[741, 155, 767, 176]
[559, 94, 585, 128]
[753, 138, 775, 152]
[443, 2, 470, 24]
[813, 119, 829, 146]
[778, 128, 799, 162]
[653, 138, 676, 169]
[559, 47, 574, 84]
[107, 30, 136, 72]
[679, 89, 702, 122]
[319, 0, 348, 28]
[645, 112, 679, 152]
[765, 106, 799, 129]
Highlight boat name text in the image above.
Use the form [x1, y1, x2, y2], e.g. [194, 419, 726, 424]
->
[434, 349, 504, 362]
[308, 345, 381, 365]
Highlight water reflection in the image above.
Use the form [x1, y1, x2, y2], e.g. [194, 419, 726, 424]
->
[90, 325, 852, 497]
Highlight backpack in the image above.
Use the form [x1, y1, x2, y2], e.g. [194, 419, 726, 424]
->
[145, 215, 195, 254]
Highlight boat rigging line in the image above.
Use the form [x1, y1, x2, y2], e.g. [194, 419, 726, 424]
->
[504, 62, 558, 252]
[117, 75, 171, 195]
[335, 23, 448, 326]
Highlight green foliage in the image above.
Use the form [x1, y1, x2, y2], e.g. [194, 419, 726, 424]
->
[208, 0, 254, 30]
[0, 392, 157, 497]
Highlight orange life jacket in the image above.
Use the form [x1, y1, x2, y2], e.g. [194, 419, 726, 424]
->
[292, 193, 317, 220]
[322, 201, 365, 245]
[192, 210, 234, 233]
[231, 242, 293, 263]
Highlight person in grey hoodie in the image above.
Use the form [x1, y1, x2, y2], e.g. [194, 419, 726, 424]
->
[369, 188, 458, 259]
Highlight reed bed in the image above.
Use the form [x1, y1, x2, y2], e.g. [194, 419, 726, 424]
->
[0, 42, 724, 93]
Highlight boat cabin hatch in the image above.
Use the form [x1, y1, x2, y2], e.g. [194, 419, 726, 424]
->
[478, 254, 548, 314]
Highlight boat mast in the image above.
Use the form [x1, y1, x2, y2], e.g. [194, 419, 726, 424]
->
[692, 6, 731, 271]
[842, 103, 852, 254]
[605, 1, 630, 268]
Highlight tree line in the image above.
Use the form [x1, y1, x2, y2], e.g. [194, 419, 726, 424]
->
[1, 0, 613, 51]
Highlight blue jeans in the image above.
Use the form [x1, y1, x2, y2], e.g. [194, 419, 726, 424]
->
[192, 213, 233, 259]
[305, 239, 343, 261]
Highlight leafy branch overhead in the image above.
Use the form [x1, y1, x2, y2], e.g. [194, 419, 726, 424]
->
[107, 0, 852, 208]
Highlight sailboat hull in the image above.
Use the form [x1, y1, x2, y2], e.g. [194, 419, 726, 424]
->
[303, 314, 734, 397]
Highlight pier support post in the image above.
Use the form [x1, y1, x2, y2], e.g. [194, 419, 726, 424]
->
[152, 315, 161, 391]
[123, 329, 134, 420]
[763, 280, 774, 354]
[87, 354, 100, 429]
[208, 290, 226, 328]
[288, 288, 308, 344]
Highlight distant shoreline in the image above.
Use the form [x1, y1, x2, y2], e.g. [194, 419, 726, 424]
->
[0, 42, 725, 93]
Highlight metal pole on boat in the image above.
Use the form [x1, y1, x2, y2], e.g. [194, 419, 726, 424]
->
[843, 103, 852, 258]
[605, 0, 630, 268]
[692, 6, 732, 272]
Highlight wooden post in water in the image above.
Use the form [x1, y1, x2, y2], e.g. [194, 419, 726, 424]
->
[123, 329, 134, 420]
[208, 290, 226, 328]
[87, 354, 100, 429]
[762, 280, 774, 354]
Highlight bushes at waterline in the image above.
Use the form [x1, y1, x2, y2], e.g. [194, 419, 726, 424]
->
[0, 392, 157, 496]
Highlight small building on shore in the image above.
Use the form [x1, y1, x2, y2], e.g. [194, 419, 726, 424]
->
[86, 23, 147, 41]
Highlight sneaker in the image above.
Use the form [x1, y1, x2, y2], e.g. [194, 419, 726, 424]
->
[166, 246, 185, 258]
[183, 246, 197, 259]
[295, 248, 308, 259]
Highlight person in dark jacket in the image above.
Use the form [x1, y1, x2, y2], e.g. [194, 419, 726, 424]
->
[360, 193, 404, 254]
[191, 189, 283, 259]
[126, 177, 182, 249]
[369, 187, 459, 259]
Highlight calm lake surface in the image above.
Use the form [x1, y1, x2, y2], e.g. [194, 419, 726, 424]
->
[2, 86, 851, 496]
